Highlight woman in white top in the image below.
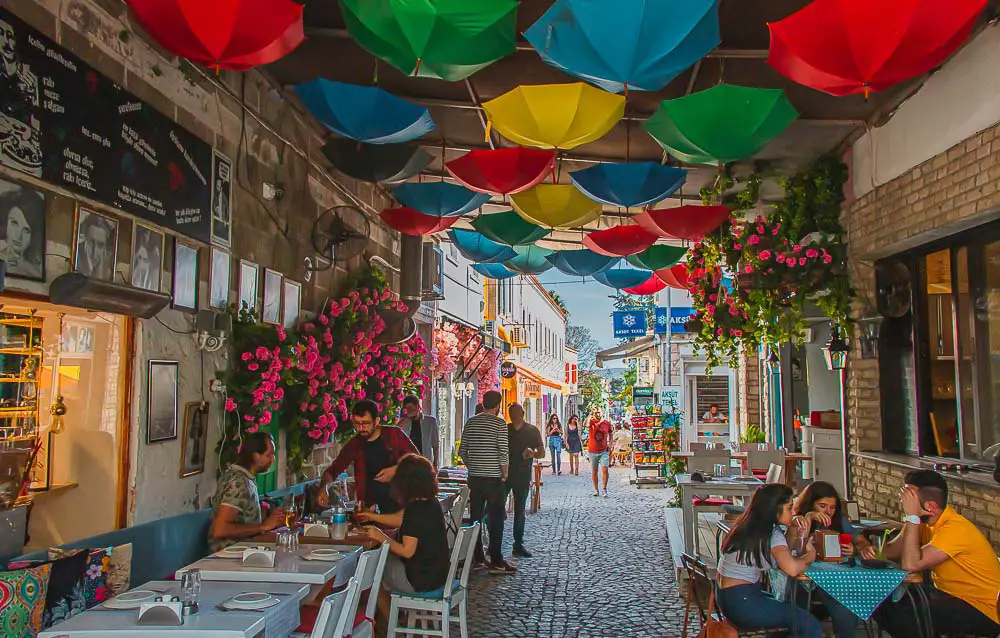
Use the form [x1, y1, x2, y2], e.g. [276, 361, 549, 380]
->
[716, 484, 822, 637]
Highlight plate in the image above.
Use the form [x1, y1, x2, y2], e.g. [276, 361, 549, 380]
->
[103, 590, 158, 609]
[225, 592, 279, 610]
[219, 545, 248, 555]
[310, 548, 342, 558]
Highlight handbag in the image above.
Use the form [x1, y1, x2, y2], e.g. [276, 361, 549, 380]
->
[696, 590, 738, 638]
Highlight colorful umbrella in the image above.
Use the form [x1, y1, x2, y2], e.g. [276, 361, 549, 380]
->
[524, 0, 720, 94]
[644, 84, 798, 165]
[322, 141, 432, 184]
[474, 263, 520, 280]
[379, 207, 459, 236]
[582, 225, 659, 257]
[447, 230, 517, 263]
[503, 246, 555, 275]
[633, 205, 731, 241]
[126, 0, 304, 71]
[593, 268, 655, 290]
[391, 182, 491, 217]
[445, 148, 556, 195]
[626, 245, 687, 270]
[482, 83, 625, 150]
[656, 264, 690, 289]
[294, 80, 435, 144]
[339, 0, 517, 81]
[470, 211, 552, 246]
[768, 0, 986, 98]
[510, 184, 603, 229]
[545, 249, 620, 277]
[570, 162, 687, 208]
[623, 274, 668, 296]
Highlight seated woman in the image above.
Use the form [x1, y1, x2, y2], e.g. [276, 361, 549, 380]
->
[360, 453, 450, 595]
[208, 432, 286, 552]
[717, 483, 822, 638]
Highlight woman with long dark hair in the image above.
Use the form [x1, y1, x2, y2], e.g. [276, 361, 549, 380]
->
[716, 484, 822, 637]
[546, 413, 564, 475]
[565, 414, 583, 475]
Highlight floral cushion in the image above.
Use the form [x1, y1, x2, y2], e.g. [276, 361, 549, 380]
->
[106, 543, 132, 596]
[0, 563, 51, 638]
[48, 548, 111, 609]
[12, 550, 87, 629]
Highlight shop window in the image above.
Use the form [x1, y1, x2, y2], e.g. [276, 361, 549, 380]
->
[691, 375, 730, 443]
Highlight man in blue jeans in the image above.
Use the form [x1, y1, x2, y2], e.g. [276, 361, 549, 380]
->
[505, 403, 545, 557]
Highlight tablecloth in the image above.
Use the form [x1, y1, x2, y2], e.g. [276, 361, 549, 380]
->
[802, 562, 908, 620]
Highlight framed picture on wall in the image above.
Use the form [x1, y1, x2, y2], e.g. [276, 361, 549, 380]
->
[0, 177, 46, 281]
[172, 240, 199, 312]
[238, 260, 258, 315]
[73, 207, 118, 281]
[209, 247, 230, 310]
[282, 279, 301, 329]
[147, 360, 178, 443]
[180, 402, 209, 477]
[261, 268, 282, 325]
[210, 151, 232, 248]
[131, 224, 164, 292]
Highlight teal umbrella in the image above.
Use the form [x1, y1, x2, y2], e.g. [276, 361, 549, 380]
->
[504, 246, 554, 274]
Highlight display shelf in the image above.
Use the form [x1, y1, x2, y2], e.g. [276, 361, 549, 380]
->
[0, 308, 45, 499]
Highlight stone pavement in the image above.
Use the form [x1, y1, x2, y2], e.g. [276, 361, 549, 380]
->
[466, 466, 686, 638]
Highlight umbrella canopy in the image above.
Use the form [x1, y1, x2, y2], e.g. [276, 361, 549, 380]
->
[623, 274, 668, 295]
[470, 211, 552, 246]
[474, 263, 520, 280]
[546, 249, 620, 277]
[626, 244, 687, 270]
[510, 184, 603, 229]
[391, 182, 491, 217]
[644, 84, 798, 165]
[656, 264, 690, 289]
[768, 0, 986, 98]
[447, 230, 517, 263]
[339, 0, 517, 81]
[593, 268, 655, 290]
[445, 148, 556, 195]
[581, 225, 659, 257]
[294, 80, 434, 144]
[482, 83, 625, 150]
[633, 205, 731, 241]
[524, 0, 720, 94]
[379, 207, 459, 236]
[570, 162, 687, 208]
[322, 140, 432, 184]
[504, 246, 555, 275]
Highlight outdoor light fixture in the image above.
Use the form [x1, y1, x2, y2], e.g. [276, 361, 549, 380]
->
[453, 382, 475, 399]
[823, 328, 850, 371]
[858, 315, 883, 359]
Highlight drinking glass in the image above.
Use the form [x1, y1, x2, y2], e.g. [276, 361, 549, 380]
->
[713, 463, 726, 477]
[181, 569, 201, 607]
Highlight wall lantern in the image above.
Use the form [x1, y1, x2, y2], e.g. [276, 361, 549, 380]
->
[822, 328, 850, 371]
[858, 315, 883, 359]
[765, 349, 781, 375]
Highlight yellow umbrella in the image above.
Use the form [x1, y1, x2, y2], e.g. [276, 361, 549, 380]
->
[482, 83, 625, 149]
[510, 184, 603, 228]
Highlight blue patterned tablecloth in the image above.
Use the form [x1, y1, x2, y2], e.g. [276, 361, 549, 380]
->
[803, 562, 907, 620]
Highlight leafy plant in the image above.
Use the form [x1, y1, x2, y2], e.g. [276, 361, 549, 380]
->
[740, 424, 767, 444]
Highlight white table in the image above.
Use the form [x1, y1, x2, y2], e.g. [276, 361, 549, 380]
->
[677, 474, 763, 556]
[176, 544, 362, 588]
[39, 580, 308, 638]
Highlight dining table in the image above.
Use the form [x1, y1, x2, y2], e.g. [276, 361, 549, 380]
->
[669, 451, 810, 486]
[39, 580, 309, 638]
[676, 473, 764, 556]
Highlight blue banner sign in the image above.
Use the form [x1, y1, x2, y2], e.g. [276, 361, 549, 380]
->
[613, 310, 647, 338]
[669, 307, 694, 334]
[654, 307, 668, 335]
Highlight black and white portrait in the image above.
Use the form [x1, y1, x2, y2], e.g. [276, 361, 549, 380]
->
[74, 208, 118, 281]
[131, 224, 163, 292]
[209, 247, 230, 310]
[147, 360, 178, 443]
[61, 323, 94, 356]
[238, 260, 258, 314]
[261, 268, 282, 325]
[0, 177, 45, 280]
[210, 151, 232, 248]
[0, 17, 42, 178]
[172, 241, 198, 311]
[180, 402, 208, 477]
[282, 279, 301, 329]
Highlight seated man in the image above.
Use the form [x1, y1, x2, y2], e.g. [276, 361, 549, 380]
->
[874, 469, 1000, 637]
[209, 432, 286, 551]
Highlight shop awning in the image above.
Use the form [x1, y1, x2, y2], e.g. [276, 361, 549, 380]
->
[514, 363, 563, 391]
[595, 335, 656, 368]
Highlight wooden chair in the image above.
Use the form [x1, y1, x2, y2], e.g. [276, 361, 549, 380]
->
[612, 444, 632, 467]
[680, 553, 769, 638]
[739, 442, 771, 452]
[689, 442, 708, 452]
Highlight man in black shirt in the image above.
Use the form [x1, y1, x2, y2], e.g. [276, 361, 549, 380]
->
[506, 403, 545, 557]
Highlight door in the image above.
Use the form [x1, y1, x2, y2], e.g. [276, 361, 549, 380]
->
[813, 447, 845, 494]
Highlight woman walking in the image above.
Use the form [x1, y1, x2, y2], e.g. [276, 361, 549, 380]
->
[565, 415, 583, 475]
[546, 414, 564, 475]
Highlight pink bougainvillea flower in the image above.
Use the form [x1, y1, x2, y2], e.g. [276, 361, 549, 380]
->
[758, 250, 772, 260]
[822, 254, 833, 264]
[748, 235, 760, 246]
[776, 253, 786, 264]
[806, 248, 819, 258]
[225, 397, 237, 412]
[792, 245, 802, 253]
[241, 352, 253, 361]
[798, 258, 807, 266]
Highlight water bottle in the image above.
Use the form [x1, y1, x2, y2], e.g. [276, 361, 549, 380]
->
[332, 502, 348, 540]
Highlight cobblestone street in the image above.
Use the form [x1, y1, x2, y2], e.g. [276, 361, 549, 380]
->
[466, 466, 685, 637]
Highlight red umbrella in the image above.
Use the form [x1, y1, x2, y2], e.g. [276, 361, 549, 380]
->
[655, 265, 689, 290]
[126, 0, 305, 71]
[634, 205, 731, 241]
[379, 207, 460, 236]
[445, 148, 556, 195]
[623, 274, 668, 296]
[582, 225, 659, 257]
[768, 0, 986, 98]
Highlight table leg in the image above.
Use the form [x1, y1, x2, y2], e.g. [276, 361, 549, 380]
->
[681, 485, 695, 556]
[785, 458, 797, 486]
[913, 582, 933, 638]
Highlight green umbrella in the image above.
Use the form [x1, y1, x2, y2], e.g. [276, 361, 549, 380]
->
[340, 0, 518, 82]
[626, 245, 688, 270]
[471, 211, 551, 246]
[504, 245, 554, 275]
[643, 84, 798, 165]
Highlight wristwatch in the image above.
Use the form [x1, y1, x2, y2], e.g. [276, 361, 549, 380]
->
[903, 514, 921, 526]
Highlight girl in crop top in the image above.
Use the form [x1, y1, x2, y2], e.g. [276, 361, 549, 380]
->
[715, 484, 822, 638]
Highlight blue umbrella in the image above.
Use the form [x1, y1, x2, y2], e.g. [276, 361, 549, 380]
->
[570, 162, 687, 208]
[524, 0, 720, 94]
[504, 246, 554, 275]
[447, 230, 517, 264]
[593, 267, 655, 289]
[545, 249, 620, 277]
[392, 182, 492, 217]
[474, 263, 519, 280]
[294, 79, 435, 144]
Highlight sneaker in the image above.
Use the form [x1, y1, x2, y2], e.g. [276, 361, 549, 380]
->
[602, 490, 609, 498]
[488, 560, 518, 575]
[472, 559, 488, 571]
[592, 490, 600, 497]
[512, 545, 533, 558]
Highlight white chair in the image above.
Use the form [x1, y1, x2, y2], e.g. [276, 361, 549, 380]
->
[446, 487, 469, 549]
[746, 450, 785, 480]
[387, 522, 480, 638]
[343, 542, 391, 638]
[764, 463, 783, 484]
[291, 576, 358, 638]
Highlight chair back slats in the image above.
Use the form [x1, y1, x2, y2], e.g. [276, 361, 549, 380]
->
[764, 463, 783, 484]
[359, 543, 390, 626]
[746, 450, 785, 473]
[446, 487, 469, 547]
[680, 553, 713, 627]
[311, 576, 356, 638]
[446, 522, 481, 597]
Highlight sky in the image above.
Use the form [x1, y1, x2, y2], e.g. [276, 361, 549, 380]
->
[536, 271, 617, 349]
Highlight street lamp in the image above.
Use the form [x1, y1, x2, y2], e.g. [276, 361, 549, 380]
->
[822, 328, 850, 371]
[822, 326, 852, 498]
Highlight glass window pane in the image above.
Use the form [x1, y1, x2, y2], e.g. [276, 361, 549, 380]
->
[980, 241, 1000, 459]
[926, 248, 960, 457]
[955, 247, 978, 459]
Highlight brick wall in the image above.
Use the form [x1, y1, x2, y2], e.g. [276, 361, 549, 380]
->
[737, 347, 761, 432]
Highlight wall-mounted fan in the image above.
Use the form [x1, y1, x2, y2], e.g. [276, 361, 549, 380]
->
[306, 206, 371, 276]
[876, 259, 912, 319]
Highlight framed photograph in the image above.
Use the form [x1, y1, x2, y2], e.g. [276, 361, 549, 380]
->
[147, 360, 178, 443]
[180, 402, 209, 477]
[261, 268, 282, 325]
[73, 207, 118, 281]
[131, 224, 164, 292]
[61, 321, 94, 357]
[209, 247, 230, 310]
[282, 279, 301, 329]
[210, 151, 232, 248]
[238, 260, 259, 314]
[0, 177, 46, 281]
[172, 240, 199, 312]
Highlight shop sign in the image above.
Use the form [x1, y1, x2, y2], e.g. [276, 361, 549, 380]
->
[0, 9, 214, 243]
[613, 310, 647, 338]
[500, 361, 516, 379]
[523, 382, 541, 398]
[581, 386, 593, 397]
[670, 307, 694, 334]
[655, 307, 668, 335]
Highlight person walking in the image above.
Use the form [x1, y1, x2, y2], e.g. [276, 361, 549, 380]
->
[545, 413, 564, 475]
[565, 414, 583, 476]
[458, 390, 516, 574]
[506, 403, 545, 557]
[587, 408, 613, 497]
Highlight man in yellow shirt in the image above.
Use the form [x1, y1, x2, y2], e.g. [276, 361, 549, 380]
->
[875, 469, 1000, 637]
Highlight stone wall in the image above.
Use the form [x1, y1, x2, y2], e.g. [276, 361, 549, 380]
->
[736, 347, 761, 433]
